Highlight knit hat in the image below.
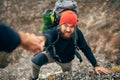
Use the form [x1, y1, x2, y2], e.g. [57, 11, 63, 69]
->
[59, 10, 78, 27]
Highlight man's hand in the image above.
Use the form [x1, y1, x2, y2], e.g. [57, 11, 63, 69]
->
[94, 66, 111, 75]
[18, 31, 46, 53]
[38, 36, 46, 51]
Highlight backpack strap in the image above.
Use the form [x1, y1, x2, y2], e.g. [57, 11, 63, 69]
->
[51, 26, 60, 45]
[46, 26, 62, 62]
[74, 26, 83, 62]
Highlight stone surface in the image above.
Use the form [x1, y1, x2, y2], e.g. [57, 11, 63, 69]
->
[0, 0, 120, 80]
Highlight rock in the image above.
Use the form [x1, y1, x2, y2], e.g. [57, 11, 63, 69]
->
[0, 0, 120, 80]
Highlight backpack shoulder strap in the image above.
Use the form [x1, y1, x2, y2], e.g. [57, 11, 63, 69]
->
[73, 26, 79, 48]
[51, 26, 60, 45]
[46, 26, 62, 62]
[74, 26, 83, 62]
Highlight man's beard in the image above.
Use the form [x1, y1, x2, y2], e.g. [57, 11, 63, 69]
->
[60, 31, 74, 39]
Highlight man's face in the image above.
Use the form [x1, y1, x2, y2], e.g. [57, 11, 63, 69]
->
[60, 24, 75, 39]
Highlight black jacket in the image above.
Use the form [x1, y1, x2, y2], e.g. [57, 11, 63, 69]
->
[0, 23, 21, 53]
[43, 27, 98, 67]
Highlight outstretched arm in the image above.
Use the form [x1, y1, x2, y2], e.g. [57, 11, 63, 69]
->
[18, 31, 46, 53]
[0, 23, 45, 53]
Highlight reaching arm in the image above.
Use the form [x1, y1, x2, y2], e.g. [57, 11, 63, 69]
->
[0, 23, 44, 53]
[0, 23, 21, 52]
[18, 31, 46, 53]
[77, 29, 111, 75]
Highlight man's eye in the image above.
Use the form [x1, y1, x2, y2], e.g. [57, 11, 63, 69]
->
[63, 24, 68, 27]
[70, 26, 74, 28]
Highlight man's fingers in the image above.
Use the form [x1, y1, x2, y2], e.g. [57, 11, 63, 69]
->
[94, 67, 111, 75]
[94, 69, 100, 74]
[102, 68, 111, 75]
[32, 49, 40, 53]
[21, 33, 45, 53]
[30, 41, 44, 53]
[101, 67, 111, 75]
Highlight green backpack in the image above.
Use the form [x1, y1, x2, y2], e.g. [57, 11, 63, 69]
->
[41, 9, 59, 33]
[41, 0, 78, 33]
[41, 0, 83, 62]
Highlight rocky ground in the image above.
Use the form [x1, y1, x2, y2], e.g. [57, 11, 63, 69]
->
[0, 51, 120, 80]
[0, 0, 120, 80]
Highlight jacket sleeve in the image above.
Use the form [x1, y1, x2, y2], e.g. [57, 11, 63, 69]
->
[0, 23, 21, 53]
[43, 28, 58, 47]
[77, 29, 98, 67]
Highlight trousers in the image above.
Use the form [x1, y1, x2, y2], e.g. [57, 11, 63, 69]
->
[31, 51, 72, 79]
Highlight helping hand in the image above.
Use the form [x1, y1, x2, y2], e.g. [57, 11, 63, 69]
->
[19, 31, 45, 53]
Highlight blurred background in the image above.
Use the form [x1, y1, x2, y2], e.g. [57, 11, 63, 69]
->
[0, 0, 119, 80]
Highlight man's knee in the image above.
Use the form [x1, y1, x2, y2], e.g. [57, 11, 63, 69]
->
[62, 66, 71, 72]
[59, 63, 72, 72]
[32, 53, 48, 66]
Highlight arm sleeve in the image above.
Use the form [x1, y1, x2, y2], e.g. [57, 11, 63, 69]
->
[0, 23, 21, 53]
[43, 28, 58, 47]
[77, 29, 98, 67]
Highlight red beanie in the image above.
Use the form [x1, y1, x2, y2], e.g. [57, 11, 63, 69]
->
[59, 10, 78, 27]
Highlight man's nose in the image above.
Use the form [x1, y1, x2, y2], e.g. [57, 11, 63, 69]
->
[66, 27, 71, 32]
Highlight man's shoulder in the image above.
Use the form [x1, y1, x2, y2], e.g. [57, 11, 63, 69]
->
[76, 27, 83, 34]
[43, 27, 58, 34]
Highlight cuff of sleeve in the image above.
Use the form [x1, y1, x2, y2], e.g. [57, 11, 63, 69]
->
[7, 31, 21, 53]
[93, 63, 99, 67]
